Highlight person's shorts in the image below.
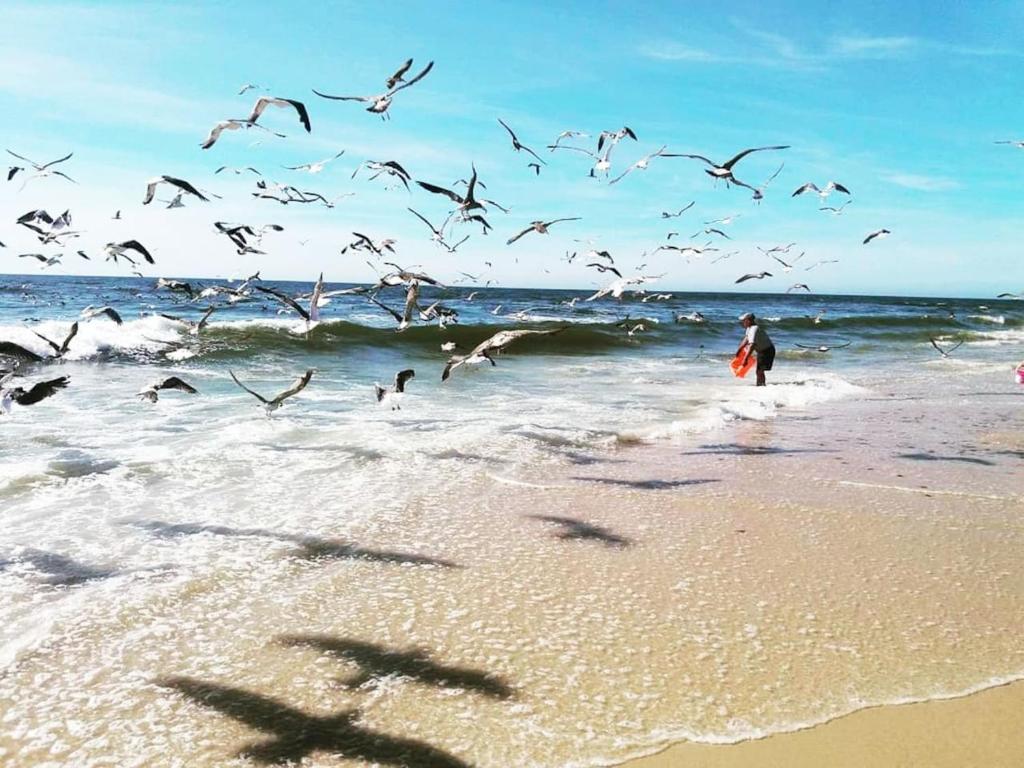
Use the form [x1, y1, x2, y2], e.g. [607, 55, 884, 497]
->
[757, 345, 776, 372]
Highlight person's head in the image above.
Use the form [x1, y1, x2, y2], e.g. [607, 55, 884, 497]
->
[739, 312, 755, 328]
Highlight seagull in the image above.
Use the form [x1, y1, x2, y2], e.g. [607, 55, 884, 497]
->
[313, 60, 434, 118]
[994, 140, 1024, 148]
[19, 253, 63, 268]
[820, 200, 852, 216]
[863, 229, 891, 245]
[351, 159, 412, 190]
[380, 263, 445, 287]
[497, 119, 545, 164]
[416, 165, 494, 228]
[246, 96, 311, 133]
[17, 209, 79, 245]
[674, 311, 706, 324]
[657, 243, 718, 257]
[757, 242, 797, 255]
[229, 368, 314, 413]
[668, 145, 789, 189]
[200, 119, 285, 150]
[795, 342, 851, 352]
[710, 250, 739, 264]
[374, 369, 415, 409]
[81, 305, 124, 325]
[597, 127, 638, 152]
[690, 227, 731, 240]
[255, 275, 324, 325]
[751, 162, 784, 203]
[506, 217, 581, 245]
[346, 232, 397, 256]
[442, 328, 566, 381]
[792, 181, 851, 199]
[586, 262, 622, 278]
[138, 376, 199, 403]
[549, 130, 590, 150]
[661, 202, 695, 218]
[608, 145, 670, 185]
[586, 274, 661, 301]
[385, 58, 415, 89]
[159, 306, 217, 336]
[735, 272, 773, 283]
[1, 375, 70, 415]
[283, 150, 344, 174]
[786, 283, 811, 293]
[705, 214, 741, 226]
[996, 291, 1023, 300]
[768, 251, 805, 272]
[143, 176, 209, 205]
[548, 143, 619, 178]
[804, 259, 839, 272]
[32, 322, 78, 358]
[5, 150, 76, 187]
[929, 337, 964, 358]
[155, 277, 197, 298]
[215, 165, 263, 176]
[105, 240, 154, 265]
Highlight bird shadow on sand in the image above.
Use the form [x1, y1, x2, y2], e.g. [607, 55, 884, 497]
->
[155, 676, 472, 767]
[679, 443, 835, 456]
[528, 514, 633, 548]
[278, 635, 514, 699]
[896, 452, 995, 466]
[126, 520, 459, 568]
[572, 477, 720, 490]
[0, 548, 117, 586]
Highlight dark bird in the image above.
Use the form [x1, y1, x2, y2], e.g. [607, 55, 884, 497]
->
[497, 119, 545, 164]
[586, 262, 622, 278]
[863, 228, 891, 245]
[385, 58, 414, 89]
[229, 368, 314, 413]
[32, 322, 78, 357]
[314, 60, 434, 118]
[374, 369, 415, 409]
[929, 337, 964, 358]
[1, 375, 70, 414]
[668, 145, 790, 189]
[0, 341, 44, 363]
[735, 272, 773, 283]
[506, 217, 581, 245]
[138, 376, 199, 403]
[143, 176, 209, 205]
[661, 202, 695, 218]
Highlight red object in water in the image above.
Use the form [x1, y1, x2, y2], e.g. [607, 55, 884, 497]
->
[731, 350, 756, 378]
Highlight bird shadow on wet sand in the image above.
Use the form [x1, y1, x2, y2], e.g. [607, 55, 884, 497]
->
[0, 548, 117, 586]
[155, 676, 473, 767]
[572, 477, 720, 490]
[278, 635, 514, 699]
[679, 442, 835, 456]
[896, 452, 996, 466]
[528, 514, 633, 548]
[126, 520, 459, 568]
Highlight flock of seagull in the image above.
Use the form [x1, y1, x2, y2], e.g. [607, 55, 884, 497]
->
[0, 57, 1014, 415]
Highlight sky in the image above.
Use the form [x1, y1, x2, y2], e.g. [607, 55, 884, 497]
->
[1, 0, 1022, 298]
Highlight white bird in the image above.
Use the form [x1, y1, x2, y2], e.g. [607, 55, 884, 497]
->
[792, 181, 851, 199]
[786, 283, 811, 293]
[506, 217, 581, 245]
[143, 176, 209, 205]
[374, 369, 415, 409]
[609, 145, 668, 185]
[795, 342, 851, 352]
[352, 159, 412, 191]
[863, 229, 891, 245]
[442, 328, 566, 381]
[804, 259, 839, 272]
[283, 150, 345, 174]
[229, 368, 314, 413]
[549, 130, 590, 150]
[5, 150, 75, 187]
[200, 119, 285, 150]
[820, 200, 852, 216]
[313, 60, 434, 118]
[751, 162, 784, 203]
[769, 251, 805, 272]
[19, 253, 63, 268]
[587, 274, 661, 301]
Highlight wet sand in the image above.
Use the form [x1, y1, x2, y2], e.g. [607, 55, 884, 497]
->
[620, 680, 1024, 768]
[1, 367, 1021, 766]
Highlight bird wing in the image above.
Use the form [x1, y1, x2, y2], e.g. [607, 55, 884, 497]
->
[59, 322, 79, 354]
[308, 273, 324, 322]
[506, 226, 533, 245]
[368, 296, 404, 323]
[735, 274, 754, 283]
[394, 368, 415, 392]
[283, 99, 311, 132]
[164, 176, 209, 200]
[545, 217, 581, 227]
[254, 285, 310, 321]
[546, 145, 597, 157]
[271, 369, 314, 404]
[832, 182, 851, 194]
[497, 118, 518, 143]
[415, 180, 463, 204]
[142, 180, 159, 205]
[386, 58, 414, 89]
[389, 60, 433, 94]
[311, 89, 371, 102]
[407, 208, 440, 236]
[121, 240, 155, 264]
[792, 182, 818, 197]
[722, 145, 790, 170]
[0, 341, 43, 362]
[667, 153, 715, 167]
[157, 376, 198, 394]
[14, 376, 70, 405]
[31, 331, 60, 355]
[39, 152, 73, 170]
[229, 370, 270, 404]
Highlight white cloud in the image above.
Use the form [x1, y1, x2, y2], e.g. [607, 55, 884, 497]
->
[832, 35, 919, 56]
[881, 173, 959, 192]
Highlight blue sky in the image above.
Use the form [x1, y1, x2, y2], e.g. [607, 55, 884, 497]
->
[1, 0, 1022, 297]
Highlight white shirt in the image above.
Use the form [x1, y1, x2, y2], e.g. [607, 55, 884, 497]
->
[744, 324, 773, 351]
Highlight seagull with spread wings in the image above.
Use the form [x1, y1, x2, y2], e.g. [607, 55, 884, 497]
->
[314, 60, 434, 118]
[667, 145, 789, 190]
[506, 217, 581, 245]
[229, 369, 314, 413]
[442, 328, 566, 381]
[143, 176, 209, 205]
[497, 119, 546, 164]
[5, 150, 76, 187]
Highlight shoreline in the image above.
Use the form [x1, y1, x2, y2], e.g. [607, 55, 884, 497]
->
[617, 678, 1024, 768]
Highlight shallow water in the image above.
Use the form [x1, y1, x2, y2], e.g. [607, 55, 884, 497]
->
[1, 274, 1022, 766]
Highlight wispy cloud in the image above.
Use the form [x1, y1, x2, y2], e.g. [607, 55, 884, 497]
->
[832, 35, 918, 57]
[639, 43, 734, 64]
[881, 173, 959, 192]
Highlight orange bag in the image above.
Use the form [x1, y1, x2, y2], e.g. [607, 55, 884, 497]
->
[731, 349, 756, 378]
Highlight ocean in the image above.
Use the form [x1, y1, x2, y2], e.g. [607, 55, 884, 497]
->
[1, 273, 1022, 767]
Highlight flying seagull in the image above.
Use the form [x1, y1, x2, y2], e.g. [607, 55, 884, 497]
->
[313, 60, 434, 118]
[105, 240, 154, 265]
[1, 375, 70, 415]
[795, 341, 851, 352]
[751, 162, 785, 203]
[768, 251, 805, 272]
[254, 275, 324, 325]
[661, 202, 695, 218]
[81, 305, 124, 325]
[32, 322, 78, 358]
[159, 306, 217, 336]
[506, 217, 581, 245]
[597, 127, 637, 152]
[442, 328, 566, 381]
[200, 119, 286, 150]
[549, 130, 589, 150]
[351, 159, 412, 190]
[283, 150, 345, 174]
[143, 176, 209, 205]
[792, 181, 851, 199]
[863, 229, 891, 245]
[5, 150, 75, 187]
[138, 376, 199, 403]
[820, 200, 852, 216]
[668, 145, 789, 189]
[586, 274, 661, 301]
[929, 337, 964, 358]
[374, 369, 415, 409]
[609, 145, 669, 185]
[735, 272, 773, 283]
[497, 119, 545, 164]
[246, 96, 312, 133]
[229, 368, 314, 413]
[786, 283, 811, 293]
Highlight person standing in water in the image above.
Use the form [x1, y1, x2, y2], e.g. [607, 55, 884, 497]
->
[737, 312, 776, 387]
